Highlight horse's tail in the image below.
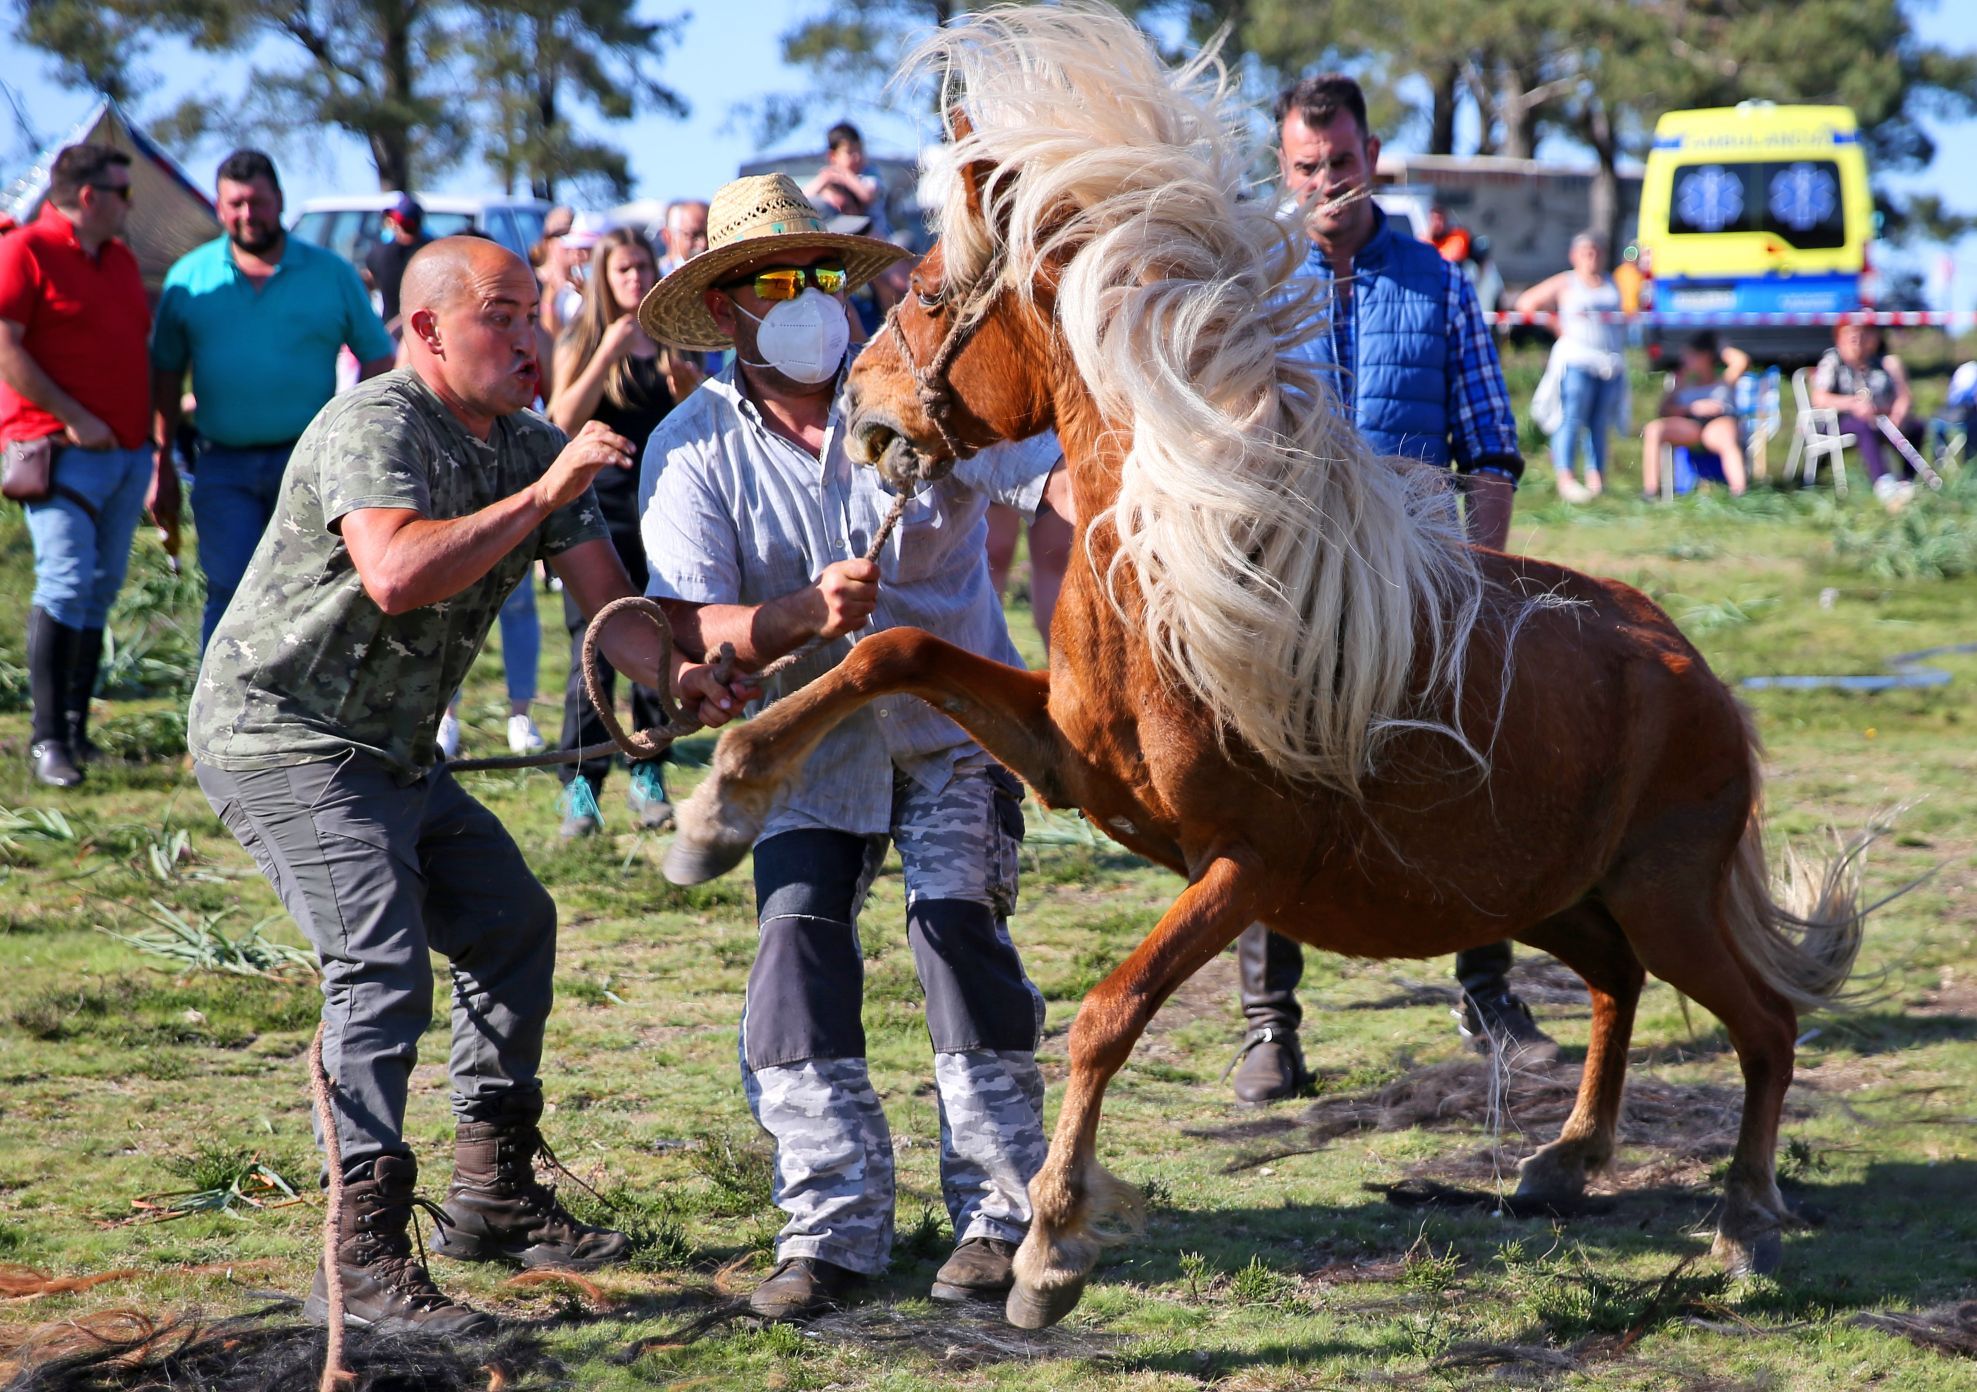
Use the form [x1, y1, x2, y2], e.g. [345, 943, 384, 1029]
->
[1720, 711, 1874, 1011]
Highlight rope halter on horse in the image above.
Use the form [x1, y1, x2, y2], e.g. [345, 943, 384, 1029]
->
[882, 257, 1005, 466]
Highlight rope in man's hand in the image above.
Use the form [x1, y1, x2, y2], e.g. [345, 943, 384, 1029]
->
[444, 489, 913, 774]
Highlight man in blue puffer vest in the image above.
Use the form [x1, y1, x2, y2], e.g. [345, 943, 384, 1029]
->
[1229, 73, 1557, 1104]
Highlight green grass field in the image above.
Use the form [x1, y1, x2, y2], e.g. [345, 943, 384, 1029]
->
[2, 344, 1974, 1389]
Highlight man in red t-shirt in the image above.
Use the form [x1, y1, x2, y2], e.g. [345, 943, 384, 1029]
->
[0, 143, 165, 788]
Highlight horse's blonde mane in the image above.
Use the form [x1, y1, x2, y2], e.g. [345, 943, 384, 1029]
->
[905, 2, 1488, 796]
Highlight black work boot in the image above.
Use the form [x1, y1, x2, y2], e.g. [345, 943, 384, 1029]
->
[1230, 924, 1308, 1103]
[26, 608, 82, 788]
[748, 1256, 865, 1321]
[431, 1093, 631, 1271]
[67, 626, 104, 764]
[301, 1155, 495, 1336]
[1455, 987, 1561, 1064]
[930, 1235, 1019, 1303]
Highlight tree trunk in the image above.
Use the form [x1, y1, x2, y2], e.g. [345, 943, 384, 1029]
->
[1428, 60, 1460, 156]
[1499, 66, 1540, 160]
[1584, 94, 1621, 251]
[376, 0, 417, 189]
[534, 41, 559, 203]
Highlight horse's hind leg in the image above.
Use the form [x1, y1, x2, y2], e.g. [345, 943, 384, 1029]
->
[1512, 903, 1644, 1202]
[667, 628, 1064, 883]
[1008, 850, 1262, 1330]
[1603, 868, 1798, 1275]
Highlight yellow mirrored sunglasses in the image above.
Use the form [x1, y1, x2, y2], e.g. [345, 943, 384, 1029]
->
[721, 262, 849, 301]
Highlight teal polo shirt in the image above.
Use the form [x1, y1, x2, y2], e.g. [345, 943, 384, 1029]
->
[151, 235, 395, 448]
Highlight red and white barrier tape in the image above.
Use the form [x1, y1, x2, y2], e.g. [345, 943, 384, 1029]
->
[1488, 309, 1958, 328]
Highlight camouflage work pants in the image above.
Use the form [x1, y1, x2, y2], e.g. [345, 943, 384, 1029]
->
[739, 761, 1047, 1276]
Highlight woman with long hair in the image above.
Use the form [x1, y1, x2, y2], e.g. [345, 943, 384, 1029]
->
[546, 226, 703, 835]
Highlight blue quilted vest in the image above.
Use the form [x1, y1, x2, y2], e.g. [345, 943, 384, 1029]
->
[1333, 213, 1452, 467]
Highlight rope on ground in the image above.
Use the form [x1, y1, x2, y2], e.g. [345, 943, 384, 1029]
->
[445, 490, 912, 773]
[1740, 640, 1977, 694]
[310, 1023, 353, 1392]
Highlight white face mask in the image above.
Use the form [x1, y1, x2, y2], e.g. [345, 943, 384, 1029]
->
[736, 287, 850, 385]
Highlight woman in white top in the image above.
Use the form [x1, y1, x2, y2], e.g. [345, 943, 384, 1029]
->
[1517, 232, 1627, 502]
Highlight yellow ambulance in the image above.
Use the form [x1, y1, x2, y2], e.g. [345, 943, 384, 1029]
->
[1637, 102, 1873, 355]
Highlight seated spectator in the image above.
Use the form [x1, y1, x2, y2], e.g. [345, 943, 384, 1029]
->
[1639, 332, 1750, 499]
[1929, 360, 1977, 465]
[1810, 320, 1917, 507]
[804, 122, 891, 241]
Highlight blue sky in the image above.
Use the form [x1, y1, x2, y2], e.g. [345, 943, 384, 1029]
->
[4, 1, 1975, 299]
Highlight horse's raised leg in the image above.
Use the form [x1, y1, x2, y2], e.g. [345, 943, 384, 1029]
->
[1604, 868, 1798, 1275]
[666, 628, 1066, 884]
[1512, 904, 1645, 1201]
[1007, 850, 1262, 1329]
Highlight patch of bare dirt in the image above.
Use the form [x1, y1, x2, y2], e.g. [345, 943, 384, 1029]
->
[1191, 1057, 1810, 1177]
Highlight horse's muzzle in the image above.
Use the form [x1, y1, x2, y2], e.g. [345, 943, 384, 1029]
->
[844, 402, 950, 492]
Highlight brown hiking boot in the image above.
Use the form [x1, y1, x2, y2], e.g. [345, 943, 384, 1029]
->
[930, 1235, 1019, 1303]
[1228, 1026, 1308, 1104]
[430, 1098, 631, 1272]
[301, 1155, 495, 1336]
[748, 1256, 865, 1321]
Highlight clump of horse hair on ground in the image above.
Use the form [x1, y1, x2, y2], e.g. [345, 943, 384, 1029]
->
[1195, 1057, 1790, 1176]
[1852, 1301, 1977, 1358]
[0, 1303, 554, 1391]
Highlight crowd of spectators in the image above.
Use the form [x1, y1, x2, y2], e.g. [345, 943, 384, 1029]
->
[4, 123, 1966, 799]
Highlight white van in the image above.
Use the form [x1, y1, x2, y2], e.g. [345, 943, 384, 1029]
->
[289, 194, 552, 269]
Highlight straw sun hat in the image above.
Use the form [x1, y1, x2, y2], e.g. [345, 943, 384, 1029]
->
[636, 173, 910, 351]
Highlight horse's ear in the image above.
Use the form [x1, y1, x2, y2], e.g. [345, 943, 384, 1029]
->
[946, 106, 992, 222]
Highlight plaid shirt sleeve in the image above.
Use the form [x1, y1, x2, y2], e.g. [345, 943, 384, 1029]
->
[1442, 263, 1522, 474]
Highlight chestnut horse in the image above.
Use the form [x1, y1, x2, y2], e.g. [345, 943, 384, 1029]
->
[663, 6, 1870, 1329]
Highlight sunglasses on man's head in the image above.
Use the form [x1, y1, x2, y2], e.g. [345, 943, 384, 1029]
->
[721, 263, 848, 301]
[91, 182, 133, 204]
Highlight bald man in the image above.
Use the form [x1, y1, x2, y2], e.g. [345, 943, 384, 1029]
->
[188, 236, 751, 1336]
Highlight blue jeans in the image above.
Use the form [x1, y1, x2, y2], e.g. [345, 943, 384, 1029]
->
[192, 442, 294, 651]
[24, 444, 155, 628]
[1551, 366, 1624, 478]
[497, 578, 540, 705]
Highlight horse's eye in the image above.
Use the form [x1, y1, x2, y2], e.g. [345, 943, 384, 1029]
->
[915, 285, 946, 312]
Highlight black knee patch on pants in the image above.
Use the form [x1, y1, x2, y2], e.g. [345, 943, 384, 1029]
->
[745, 829, 875, 1069]
[909, 897, 1040, 1053]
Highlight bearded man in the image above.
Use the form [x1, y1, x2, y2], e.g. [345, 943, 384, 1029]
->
[152, 149, 397, 648]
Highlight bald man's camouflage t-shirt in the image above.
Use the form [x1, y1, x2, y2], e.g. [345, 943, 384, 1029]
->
[189, 370, 607, 782]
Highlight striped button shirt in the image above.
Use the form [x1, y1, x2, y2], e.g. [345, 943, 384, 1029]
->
[638, 363, 1059, 838]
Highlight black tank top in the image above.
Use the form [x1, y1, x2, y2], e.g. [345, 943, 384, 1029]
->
[583, 351, 676, 530]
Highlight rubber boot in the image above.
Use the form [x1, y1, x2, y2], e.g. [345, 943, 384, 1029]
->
[26, 608, 82, 787]
[67, 626, 104, 764]
[300, 1155, 495, 1336]
[431, 1092, 631, 1271]
[1230, 924, 1309, 1103]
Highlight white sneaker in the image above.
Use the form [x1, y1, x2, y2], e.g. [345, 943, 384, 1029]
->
[1873, 475, 1916, 510]
[437, 711, 462, 758]
[507, 714, 546, 755]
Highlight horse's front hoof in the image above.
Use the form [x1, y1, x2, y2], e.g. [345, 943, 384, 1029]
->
[1005, 1276, 1085, 1329]
[1712, 1228, 1783, 1278]
[662, 833, 751, 885]
[1514, 1143, 1595, 1203]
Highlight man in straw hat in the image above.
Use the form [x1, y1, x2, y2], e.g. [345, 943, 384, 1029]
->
[635, 173, 1072, 1320]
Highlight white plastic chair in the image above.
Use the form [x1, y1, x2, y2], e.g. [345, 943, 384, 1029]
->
[1786, 366, 1856, 496]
